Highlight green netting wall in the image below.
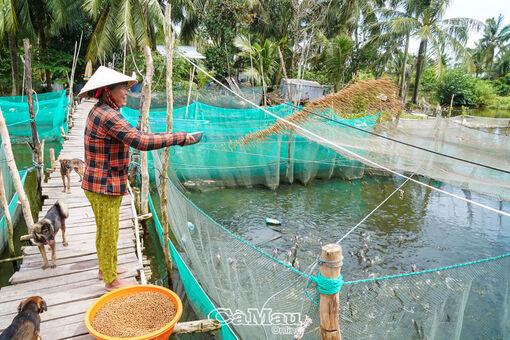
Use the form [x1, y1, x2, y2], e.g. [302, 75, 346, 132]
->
[0, 142, 27, 254]
[127, 87, 263, 110]
[0, 90, 69, 143]
[150, 148, 510, 339]
[124, 103, 377, 189]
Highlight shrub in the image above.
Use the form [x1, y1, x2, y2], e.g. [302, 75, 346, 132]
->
[437, 70, 497, 107]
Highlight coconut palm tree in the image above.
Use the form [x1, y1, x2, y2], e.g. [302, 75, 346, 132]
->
[408, 0, 481, 103]
[0, 0, 81, 94]
[83, 0, 166, 65]
[478, 14, 510, 79]
[371, 0, 481, 103]
[234, 35, 279, 86]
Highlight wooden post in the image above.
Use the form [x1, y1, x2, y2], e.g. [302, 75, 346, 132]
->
[160, 2, 174, 288]
[49, 148, 56, 170]
[23, 39, 43, 190]
[448, 94, 455, 117]
[319, 244, 342, 340]
[0, 168, 15, 257]
[139, 46, 153, 217]
[0, 108, 34, 231]
[184, 65, 196, 118]
[40, 139, 45, 172]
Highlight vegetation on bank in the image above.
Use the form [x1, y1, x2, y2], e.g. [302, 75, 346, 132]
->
[0, 0, 509, 110]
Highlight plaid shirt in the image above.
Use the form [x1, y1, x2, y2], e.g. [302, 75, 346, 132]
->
[82, 101, 187, 195]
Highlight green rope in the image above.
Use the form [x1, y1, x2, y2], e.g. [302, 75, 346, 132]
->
[344, 252, 510, 285]
[306, 272, 343, 305]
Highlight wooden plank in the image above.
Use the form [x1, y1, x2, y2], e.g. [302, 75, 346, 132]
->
[23, 238, 134, 256]
[20, 247, 134, 270]
[0, 267, 139, 301]
[0, 298, 98, 328]
[40, 316, 91, 339]
[10, 254, 140, 284]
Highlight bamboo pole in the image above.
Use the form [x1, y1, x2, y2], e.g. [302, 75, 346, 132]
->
[0, 108, 34, 231]
[0, 168, 15, 257]
[319, 244, 342, 340]
[40, 139, 45, 172]
[139, 46, 153, 217]
[173, 319, 221, 335]
[23, 39, 43, 190]
[0, 255, 23, 264]
[184, 65, 196, 119]
[161, 3, 174, 288]
[448, 94, 455, 117]
[49, 148, 55, 170]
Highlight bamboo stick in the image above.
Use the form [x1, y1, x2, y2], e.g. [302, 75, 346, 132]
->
[161, 3, 174, 288]
[139, 46, 153, 217]
[49, 148, 56, 170]
[0, 255, 23, 264]
[0, 108, 34, 231]
[184, 65, 196, 118]
[23, 39, 43, 189]
[173, 319, 221, 335]
[0, 168, 15, 256]
[319, 244, 342, 340]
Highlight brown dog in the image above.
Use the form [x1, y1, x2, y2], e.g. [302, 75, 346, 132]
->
[59, 158, 84, 193]
[0, 296, 47, 340]
[32, 200, 69, 269]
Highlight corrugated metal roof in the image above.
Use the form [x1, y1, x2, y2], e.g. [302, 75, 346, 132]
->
[156, 45, 206, 59]
[281, 78, 322, 87]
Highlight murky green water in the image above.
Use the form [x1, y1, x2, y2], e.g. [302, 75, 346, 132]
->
[187, 176, 509, 281]
[452, 107, 510, 118]
[0, 142, 61, 287]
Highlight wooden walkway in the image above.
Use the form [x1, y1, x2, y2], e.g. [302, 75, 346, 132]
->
[0, 100, 144, 339]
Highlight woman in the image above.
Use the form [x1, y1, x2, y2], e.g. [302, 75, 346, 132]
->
[78, 66, 199, 290]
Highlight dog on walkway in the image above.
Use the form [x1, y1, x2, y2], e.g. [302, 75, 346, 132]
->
[0, 296, 47, 340]
[59, 158, 84, 193]
[32, 200, 69, 269]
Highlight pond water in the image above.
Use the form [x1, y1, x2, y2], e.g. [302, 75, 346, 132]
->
[187, 176, 510, 282]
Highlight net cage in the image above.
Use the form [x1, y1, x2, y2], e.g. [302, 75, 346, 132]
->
[126, 87, 264, 110]
[0, 142, 27, 254]
[138, 99, 509, 339]
[123, 102, 377, 189]
[0, 90, 70, 143]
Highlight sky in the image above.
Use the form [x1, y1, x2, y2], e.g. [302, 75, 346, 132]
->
[408, 0, 510, 53]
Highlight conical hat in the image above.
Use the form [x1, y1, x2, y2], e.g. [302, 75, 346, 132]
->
[78, 66, 138, 98]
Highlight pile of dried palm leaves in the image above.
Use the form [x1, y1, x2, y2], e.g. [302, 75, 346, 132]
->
[229, 78, 403, 148]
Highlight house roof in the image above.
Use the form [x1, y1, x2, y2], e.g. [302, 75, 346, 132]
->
[281, 78, 322, 87]
[156, 45, 206, 59]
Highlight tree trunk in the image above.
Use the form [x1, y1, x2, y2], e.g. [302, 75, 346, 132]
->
[8, 34, 19, 96]
[399, 33, 410, 97]
[139, 46, 153, 218]
[402, 59, 417, 104]
[23, 39, 43, 191]
[39, 31, 52, 92]
[412, 39, 427, 104]
[161, 3, 174, 289]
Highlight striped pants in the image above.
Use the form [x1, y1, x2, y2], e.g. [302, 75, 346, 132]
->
[84, 190, 123, 284]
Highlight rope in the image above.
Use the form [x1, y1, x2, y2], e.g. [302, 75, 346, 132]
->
[281, 101, 510, 175]
[174, 50, 510, 219]
[306, 273, 343, 305]
[336, 174, 413, 244]
[344, 252, 510, 285]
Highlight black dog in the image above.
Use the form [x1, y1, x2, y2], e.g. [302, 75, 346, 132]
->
[0, 296, 47, 340]
[32, 200, 69, 269]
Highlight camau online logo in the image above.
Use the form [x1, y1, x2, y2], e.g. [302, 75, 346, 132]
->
[208, 308, 303, 326]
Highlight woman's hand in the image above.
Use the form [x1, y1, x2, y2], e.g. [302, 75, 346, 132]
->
[184, 133, 196, 146]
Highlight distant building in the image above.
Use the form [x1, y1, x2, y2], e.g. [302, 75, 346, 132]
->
[279, 78, 325, 103]
[156, 45, 205, 59]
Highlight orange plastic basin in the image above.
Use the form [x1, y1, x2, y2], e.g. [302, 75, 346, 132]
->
[84, 284, 183, 340]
